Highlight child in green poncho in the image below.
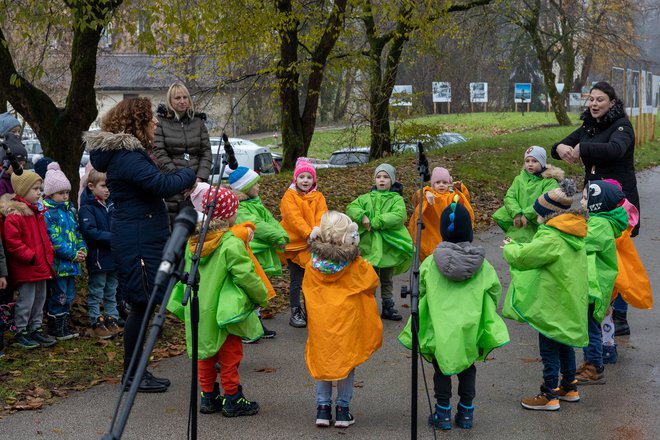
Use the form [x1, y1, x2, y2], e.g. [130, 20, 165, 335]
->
[575, 180, 627, 385]
[399, 202, 510, 430]
[503, 179, 589, 412]
[492, 146, 563, 243]
[346, 164, 413, 321]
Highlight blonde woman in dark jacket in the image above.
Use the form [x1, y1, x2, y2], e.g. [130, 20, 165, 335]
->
[154, 82, 213, 225]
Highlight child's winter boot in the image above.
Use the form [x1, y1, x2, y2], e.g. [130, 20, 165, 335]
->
[200, 382, 223, 414]
[455, 402, 474, 429]
[428, 404, 452, 430]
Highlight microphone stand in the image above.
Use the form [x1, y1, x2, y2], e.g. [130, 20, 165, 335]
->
[401, 141, 429, 439]
[102, 256, 187, 440]
[178, 135, 232, 440]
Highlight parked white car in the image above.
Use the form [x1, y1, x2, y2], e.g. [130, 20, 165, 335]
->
[208, 137, 277, 183]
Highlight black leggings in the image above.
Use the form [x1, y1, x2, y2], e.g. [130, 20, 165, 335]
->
[288, 261, 305, 308]
[432, 360, 476, 407]
[123, 302, 149, 374]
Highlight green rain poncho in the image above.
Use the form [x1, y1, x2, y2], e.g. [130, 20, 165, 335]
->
[492, 166, 562, 243]
[586, 207, 628, 322]
[502, 211, 589, 347]
[234, 194, 289, 276]
[346, 188, 413, 274]
[167, 229, 268, 359]
[398, 242, 510, 374]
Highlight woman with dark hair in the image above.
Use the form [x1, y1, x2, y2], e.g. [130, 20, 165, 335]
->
[552, 81, 639, 339]
[153, 82, 213, 225]
[552, 81, 639, 234]
[86, 97, 196, 393]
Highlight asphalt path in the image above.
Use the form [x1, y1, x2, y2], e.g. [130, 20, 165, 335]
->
[1, 168, 658, 440]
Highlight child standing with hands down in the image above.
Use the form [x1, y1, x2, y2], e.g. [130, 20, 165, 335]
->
[493, 146, 563, 243]
[0, 171, 56, 349]
[279, 158, 327, 328]
[503, 179, 589, 411]
[43, 163, 87, 340]
[303, 211, 382, 428]
[346, 164, 413, 321]
[79, 169, 123, 339]
[408, 166, 473, 262]
[168, 187, 268, 416]
[399, 202, 510, 430]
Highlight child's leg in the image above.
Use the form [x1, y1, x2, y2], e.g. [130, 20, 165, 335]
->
[376, 267, 394, 302]
[198, 351, 222, 393]
[14, 282, 37, 332]
[456, 364, 476, 406]
[102, 272, 120, 320]
[29, 280, 47, 331]
[314, 380, 333, 407]
[47, 277, 69, 316]
[287, 261, 304, 308]
[558, 343, 577, 387]
[583, 303, 603, 369]
[218, 335, 243, 396]
[87, 272, 105, 324]
[431, 359, 452, 407]
[538, 333, 560, 394]
[335, 369, 356, 408]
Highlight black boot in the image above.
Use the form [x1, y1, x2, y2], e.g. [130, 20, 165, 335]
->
[289, 306, 307, 328]
[200, 382, 223, 414]
[381, 299, 402, 321]
[612, 310, 630, 336]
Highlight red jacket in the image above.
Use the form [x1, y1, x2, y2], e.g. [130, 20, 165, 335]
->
[0, 194, 55, 286]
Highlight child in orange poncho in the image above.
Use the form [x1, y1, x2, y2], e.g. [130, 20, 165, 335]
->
[303, 211, 382, 428]
[409, 167, 474, 262]
[279, 158, 327, 328]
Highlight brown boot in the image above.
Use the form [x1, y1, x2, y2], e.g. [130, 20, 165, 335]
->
[575, 362, 605, 385]
[92, 317, 115, 339]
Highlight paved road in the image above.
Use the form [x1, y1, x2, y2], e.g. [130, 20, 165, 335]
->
[1, 168, 658, 440]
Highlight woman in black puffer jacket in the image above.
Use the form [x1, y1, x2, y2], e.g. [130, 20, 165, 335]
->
[153, 82, 213, 225]
[552, 81, 639, 236]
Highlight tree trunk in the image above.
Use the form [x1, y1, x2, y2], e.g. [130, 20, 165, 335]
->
[0, 0, 123, 203]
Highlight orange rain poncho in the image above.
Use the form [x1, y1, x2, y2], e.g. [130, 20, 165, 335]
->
[279, 188, 328, 267]
[611, 226, 652, 309]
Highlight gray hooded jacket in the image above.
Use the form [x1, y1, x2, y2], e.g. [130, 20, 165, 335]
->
[432, 242, 485, 282]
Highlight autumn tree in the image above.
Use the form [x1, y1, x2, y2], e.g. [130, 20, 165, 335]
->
[0, 0, 123, 194]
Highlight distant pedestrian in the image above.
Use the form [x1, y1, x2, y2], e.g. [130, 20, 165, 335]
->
[493, 146, 563, 243]
[279, 158, 327, 328]
[503, 179, 588, 411]
[399, 201, 509, 430]
[346, 163, 413, 321]
[303, 211, 382, 428]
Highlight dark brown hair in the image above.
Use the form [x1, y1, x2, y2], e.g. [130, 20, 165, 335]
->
[100, 97, 154, 147]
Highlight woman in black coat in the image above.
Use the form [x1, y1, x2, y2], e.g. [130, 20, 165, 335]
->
[552, 81, 639, 235]
[87, 97, 196, 393]
[551, 81, 639, 337]
[153, 82, 213, 225]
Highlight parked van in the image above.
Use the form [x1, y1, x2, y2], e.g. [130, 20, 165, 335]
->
[209, 137, 276, 183]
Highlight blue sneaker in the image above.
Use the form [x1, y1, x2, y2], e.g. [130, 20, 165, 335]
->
[603, 344, 618, 364]
[455, 402, 474, 429]
[315, 404, 332, 427]
[428, 404, 452, 430]
[335, 405, 355, 428]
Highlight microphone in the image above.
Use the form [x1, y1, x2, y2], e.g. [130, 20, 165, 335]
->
[0, 133, 25, 176]
[416, 141, 430, 182]
[222, 133, 238, 170]
[154, 206, 198, 288]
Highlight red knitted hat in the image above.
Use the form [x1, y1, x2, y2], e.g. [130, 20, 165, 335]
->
[202, 186, 239, 221]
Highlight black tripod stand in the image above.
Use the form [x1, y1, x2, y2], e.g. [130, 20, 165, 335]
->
[401, 141, 430, 439]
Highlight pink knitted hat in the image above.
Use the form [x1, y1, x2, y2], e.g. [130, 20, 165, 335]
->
[190, 182, 211, 212]
[44, 162, 72, 196]
[293, 157, 316, 185]
[431, 167, 452, 184]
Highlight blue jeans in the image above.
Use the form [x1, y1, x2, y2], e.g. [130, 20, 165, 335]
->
[613, 294, 628, 313]
[48, 276, 77, 316]
[538, 333, 576, 390]
[583, 303, 603, 368]
[88, 271, 119, 324]
[315, 369, 355, 407]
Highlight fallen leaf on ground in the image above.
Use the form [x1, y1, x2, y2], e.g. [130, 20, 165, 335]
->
[253, 367, 276, 373]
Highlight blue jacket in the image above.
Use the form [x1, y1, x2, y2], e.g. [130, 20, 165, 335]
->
[43, 199, 87, 277]
[79, 187, 115, 273]
[86, 131, 196, 306]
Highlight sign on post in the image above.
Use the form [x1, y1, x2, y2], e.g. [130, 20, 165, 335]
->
[391, 85, 413, 107]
